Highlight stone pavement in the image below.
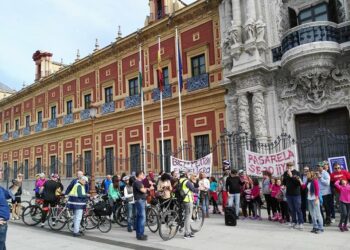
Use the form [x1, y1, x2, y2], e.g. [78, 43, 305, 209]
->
[8, 211, 349, 250]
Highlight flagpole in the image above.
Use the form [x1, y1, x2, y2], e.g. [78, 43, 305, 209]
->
[139, 44, 147, 174]
[175, 27, 184, 160]
[158, 36, 165, 172]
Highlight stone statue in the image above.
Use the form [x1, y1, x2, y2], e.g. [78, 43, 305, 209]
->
[237, 94, 250, 133]
[244, 18, 255, 43]
[229, 20, 241, 46]
[255, 18, 266, 42]
[252, 92, 267, 138]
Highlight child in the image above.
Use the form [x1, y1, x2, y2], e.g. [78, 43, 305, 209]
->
[276, 183, 289, 223]
[251, 178, 262, 220]
[270, 178, 282, 221]
[242, 182, 254, 219]
[334, 179, 350, 232]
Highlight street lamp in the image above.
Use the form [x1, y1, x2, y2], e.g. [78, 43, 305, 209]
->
[89, 104, 98, 195]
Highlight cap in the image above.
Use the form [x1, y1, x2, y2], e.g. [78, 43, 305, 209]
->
[123, 175, 130, 181]
[238, 169, 244, 174]
[39, 173, 45, 178]
[222, 160, 231, 166]
[51, 174, 59, 179]
[81, 176, 88, 182]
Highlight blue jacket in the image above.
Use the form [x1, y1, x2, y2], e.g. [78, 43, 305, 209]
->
[318, 170, 331, 196]
[0, 186, 14, 221]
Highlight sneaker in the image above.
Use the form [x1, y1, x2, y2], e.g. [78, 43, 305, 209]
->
[184, 234, 192, 239]
[289, 223, 296, 229]
[40, 223, 45, 228]
[268, 215, 272, 221]
[317, 229, 324, 233]
[127, 228, 133, 232]
[297, 224, 304, 230]
[331, 218, 336, 223]
[310, 228, 317, 233]
[343, 226, 349, 231]
[340, 227, 345, 232]
[137, 235, 148, 241]
[189, 233, 195, 238]
[73, 233, 81, 237]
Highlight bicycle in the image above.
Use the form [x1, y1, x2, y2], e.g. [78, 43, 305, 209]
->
[47, 199, 73, 231]
[22, 198, 44, 226]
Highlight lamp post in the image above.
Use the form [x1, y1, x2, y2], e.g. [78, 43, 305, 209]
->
[89, 104, 98, 195]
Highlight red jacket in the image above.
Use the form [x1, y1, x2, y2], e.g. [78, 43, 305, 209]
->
[330, 170, 350, 183]
[302, 179, 320, 198]
[251, 185, 260, 199]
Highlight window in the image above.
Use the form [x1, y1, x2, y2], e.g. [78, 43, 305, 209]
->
[159, 139, 172, 173]
[105, 87, 113, 103]
[24, 159, 29, 179]
[129, 78, 138, 96]
[50, 155, 57, 175]
[3, 162, 8, 181]
[25, 115, 30, 128]
[37, 111, 42, 124]
[66, 100, 73, 115]
[84, 94, 91, 110]
[13, 161, 18, 179]
[130, 144, 141, 174]
[5, 123, 9, 133]
[194, 134, 210, 159]
[105, 148, 114, 175]
[160, 67, 169, 86]
[66, 153, 73, 178]
[84, 151, 92, 176]
[157, 0, 163, 19]
[191, 54, 206, 77]
[298, 3, 328, 24]
[51, 106, 56, 120]
[36, 158, 42, 174]
[15, 119, 19, 131]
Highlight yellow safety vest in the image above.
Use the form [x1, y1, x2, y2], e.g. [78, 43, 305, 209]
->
[180, 178, 193, 203]
[69, 182, 86, 197]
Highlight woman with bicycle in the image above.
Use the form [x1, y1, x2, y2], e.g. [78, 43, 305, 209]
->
[124, 176, 135, 232]
[108, 176, 121, 222]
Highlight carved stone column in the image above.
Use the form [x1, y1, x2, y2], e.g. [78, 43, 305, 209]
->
[237, 93, 250, 134]
[252, 91, 267, 139]
[244, 0, 256, 43]
[231, 0, 242, 42]
[224, 0, 232, 30]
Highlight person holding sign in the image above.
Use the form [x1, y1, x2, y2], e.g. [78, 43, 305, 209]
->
[282, 162, 304, 230]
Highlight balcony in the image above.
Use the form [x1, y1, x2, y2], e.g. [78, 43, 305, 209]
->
[23, 127, 31, 136]
[34, 123, 43, 133]
[187, 73, 209, 92]
[80, 109, 91, 121]
[48, 119, 57, 129]
[125, 95, 141, 109]
[152, 85, 172, 102]
[2, 133, 9, 141]
[101, 101, 115, 115]
[12, 130, 20, 139]
[63, 114, 74, 125]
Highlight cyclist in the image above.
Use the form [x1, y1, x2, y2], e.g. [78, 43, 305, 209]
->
[41, 174, 64, 227]
[10, 174, 23, 220]
[65, 170, 89, 195]
[34, 173, 46, 198]
[67, 176, 88, 237]
[179, 171, 198, 239]
[108, 176, 121, 222]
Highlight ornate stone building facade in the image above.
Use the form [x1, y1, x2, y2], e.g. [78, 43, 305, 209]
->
[0, 0, 225, 184]
[220, 0, 350, 166]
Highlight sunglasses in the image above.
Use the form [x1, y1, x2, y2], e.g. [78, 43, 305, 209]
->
[335, 167, 340, 170]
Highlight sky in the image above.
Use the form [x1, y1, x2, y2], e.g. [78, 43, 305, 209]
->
[0, 0, 195, 91]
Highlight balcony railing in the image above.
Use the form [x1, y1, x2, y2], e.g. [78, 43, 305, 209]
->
[152, 85, 172, 102]
[63, 114, 74, 125]
[35, 123, 43, 133]
[23, 127, 31, 136]
[80, 109, 91, 121]
[187, 73, 209, 92]
[272, 21, 350, 62]
[101, 101, 115, 115]
[48, 119, 57, 129]
[12, 130, 19, 139]
[2, 133, 9, 141]
[125, 95, 141, 109]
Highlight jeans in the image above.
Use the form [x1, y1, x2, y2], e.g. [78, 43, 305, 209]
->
[264, 194, 272, 216]
[127, 203, 136, 230]
[135, 199, 146, 238]
[201, 193, 209, 215]
[339, 201, 350, 225]
[308, 199, 323, 230]
[184, 202, 193, 235]
[73, 209, 83, 234]
[322, 194, 332, 224]
[286, 195, 304, 224]
[0, 223, 7, 250]
[228, 193, 240, 217]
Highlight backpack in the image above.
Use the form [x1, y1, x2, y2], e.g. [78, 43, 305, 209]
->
[175, 179, 189, 202]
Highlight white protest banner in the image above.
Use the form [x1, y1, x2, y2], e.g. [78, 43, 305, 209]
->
[245, 147, 297, 177]
[171, 153, 212, 175]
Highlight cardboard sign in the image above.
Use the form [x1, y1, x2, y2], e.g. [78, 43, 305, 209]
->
[170, 153, 212, 175]
[245, 148, 297, 177]
[328, 156, 348, 173]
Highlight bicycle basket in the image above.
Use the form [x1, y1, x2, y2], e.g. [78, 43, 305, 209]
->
[93, 201, 112, 216]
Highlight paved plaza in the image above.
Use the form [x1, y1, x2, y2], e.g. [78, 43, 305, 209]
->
[8, 212, 348, 250]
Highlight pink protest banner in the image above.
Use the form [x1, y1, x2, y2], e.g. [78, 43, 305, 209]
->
[245, 148, 296, 177]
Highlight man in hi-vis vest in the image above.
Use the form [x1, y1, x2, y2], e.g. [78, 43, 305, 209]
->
[67, 176, 88, 237]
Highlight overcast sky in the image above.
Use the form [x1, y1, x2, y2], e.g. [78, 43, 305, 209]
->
[0, 0, 195, 91]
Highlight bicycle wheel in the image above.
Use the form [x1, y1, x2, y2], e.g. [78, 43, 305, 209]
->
[17, 201, 30, 218]
[85, 214, 99, 230]
[48, 208, 68, 231]
[22, 205, 43, 226]
[115, 205, 128, 227]
[98, 216, 112, 233]
[158, 210, 179, 241]
[190, 206, 204, 232]
[146, 206, 159, 233]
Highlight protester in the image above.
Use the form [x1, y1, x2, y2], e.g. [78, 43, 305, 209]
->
[226, 169, 243, 218]
[133, 170, 148, 241]
[157, 173, 172, 202]
[11, 174, 23, 220]
[67, 176, 88, 237]
[262, 171, 272, 220]
[251, 178, 262, 220]
[209, 176, 219, 214]
[270, 178, 281, 221]
[199, 172, 210, 218]
[123, 176, 135, 232]
[276, 183, 289, 223]
[334, 179, 350, 232]
[283, 162, 304, 229]
[221, 160, 231, 211]
[300, 166, 310, 223]
[242, 181, 254, 218]
[317, 164, 332, 225]
[142, 172, 155, 203]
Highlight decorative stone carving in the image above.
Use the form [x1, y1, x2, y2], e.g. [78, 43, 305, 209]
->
[237, 94, 250, 133]
[255, 18, 266, 42]
[229, 20, 241, 47]
[252, 91, 267, 138]
[244, 18, 255, 43]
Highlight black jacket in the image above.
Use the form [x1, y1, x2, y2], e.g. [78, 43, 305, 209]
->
[226, 176, 243, 194]
[282, 169, 301, 196]
[42, 180, 64, 202]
